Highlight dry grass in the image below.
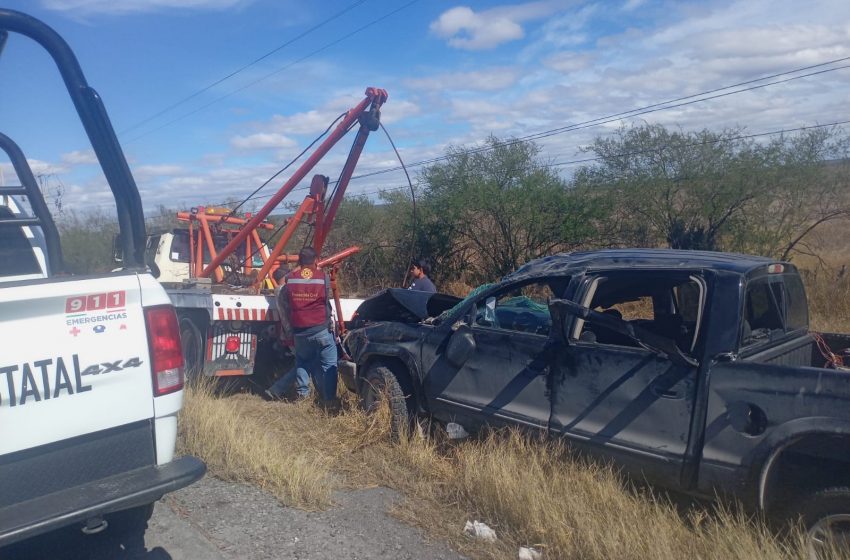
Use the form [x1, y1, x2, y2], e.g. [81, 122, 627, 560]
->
[178, 381, 838, 560]
[806, 272, 850, 333]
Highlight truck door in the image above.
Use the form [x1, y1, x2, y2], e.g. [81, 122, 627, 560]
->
[549, 271, 702, 485]
[423, 278, 567, 431]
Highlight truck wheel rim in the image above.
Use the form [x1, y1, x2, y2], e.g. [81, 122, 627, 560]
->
[808, 514, 850, 555]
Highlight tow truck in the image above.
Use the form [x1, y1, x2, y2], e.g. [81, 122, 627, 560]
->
[129, 89, 388, 382]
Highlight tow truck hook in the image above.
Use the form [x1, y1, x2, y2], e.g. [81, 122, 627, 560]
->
[358, 106, 381, 131]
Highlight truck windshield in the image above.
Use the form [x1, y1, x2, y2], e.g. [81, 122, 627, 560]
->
[169, 230, 260, 266]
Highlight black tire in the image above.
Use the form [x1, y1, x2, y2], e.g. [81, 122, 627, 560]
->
[179, 316, 205, 384]
[107, 502, 155, 532]
[358, 364, 414, 439]
[788, 487, 850, 558]
[101, 502, 155, 555]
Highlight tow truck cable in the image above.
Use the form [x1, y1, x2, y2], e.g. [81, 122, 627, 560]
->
[379, 122, 417, 288]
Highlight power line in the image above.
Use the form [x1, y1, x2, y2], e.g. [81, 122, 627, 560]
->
[99, 55, 850, 218]
[125, 0, 419, 144]
[116, 111, 850, 225]
[172, 117, 850, 215]
[340, 60, 850, 183]
[143, 113, 850, 220]
[119, 0, 369, 136]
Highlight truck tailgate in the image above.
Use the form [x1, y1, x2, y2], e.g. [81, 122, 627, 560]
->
[0, 272, 155, 455]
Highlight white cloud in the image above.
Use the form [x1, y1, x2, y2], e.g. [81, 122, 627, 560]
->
[230, 133, 297, 151]
[61, 150, 98, 165]
[404, 68, 520, 92]
[689, 25, 850, 60]
[542, 52, 594, 73]
[26, 159, 69, 176]
[40, 0, 250, 15]
[430, 1, 572, 50]
[0, 159, 69, 189]
[263, 96, 419, 138]
[134, 164, 185, 178]
[622, 0, 646, 11]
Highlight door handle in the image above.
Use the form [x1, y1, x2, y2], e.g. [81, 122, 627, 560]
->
[650, 384, 683, 399]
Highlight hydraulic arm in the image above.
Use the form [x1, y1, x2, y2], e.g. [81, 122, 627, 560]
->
[199, 87, 388, 282]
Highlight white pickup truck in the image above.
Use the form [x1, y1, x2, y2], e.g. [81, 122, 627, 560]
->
[0, 9, 205, 549]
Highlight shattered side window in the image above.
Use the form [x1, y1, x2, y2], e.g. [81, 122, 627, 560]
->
[576, 273, 703, 353]
[472, 282, 555, 336]
[436, 283, 495, 323]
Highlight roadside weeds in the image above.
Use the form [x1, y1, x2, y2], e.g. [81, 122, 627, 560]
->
[178, 384, 827, 560]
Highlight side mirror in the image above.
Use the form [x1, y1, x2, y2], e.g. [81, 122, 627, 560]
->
[446, 324, 476, 367]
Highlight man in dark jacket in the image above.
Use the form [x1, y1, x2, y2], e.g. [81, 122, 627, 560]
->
[267, 247, 338, 406]
[408, 258, 436, 293]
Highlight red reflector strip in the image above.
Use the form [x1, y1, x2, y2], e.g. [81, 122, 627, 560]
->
[215, 307, 274, 321]
[214, 369, 246, 377]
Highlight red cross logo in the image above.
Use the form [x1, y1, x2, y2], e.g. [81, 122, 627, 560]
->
[69, 327, 81, 337]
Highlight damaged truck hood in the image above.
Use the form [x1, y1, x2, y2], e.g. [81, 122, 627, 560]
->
[351, 288, 461, 325]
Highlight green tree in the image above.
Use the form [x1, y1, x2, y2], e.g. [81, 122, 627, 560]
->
[325, 192, 417, 293]
[420, 136, 605, 284]
[573, 124, 850, 258]
[57, 208, 120, 274]
[727, 128, 850, 260]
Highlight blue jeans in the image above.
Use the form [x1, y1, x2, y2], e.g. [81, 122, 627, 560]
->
[294, 329, 338, 401]
[268, 366, 310, 398]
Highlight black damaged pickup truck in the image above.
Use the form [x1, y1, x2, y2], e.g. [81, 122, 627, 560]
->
[342, 249, 850, 548]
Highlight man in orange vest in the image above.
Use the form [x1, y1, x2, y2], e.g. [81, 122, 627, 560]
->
[266, 247, 338, 406]
[265, 267, 309, 400]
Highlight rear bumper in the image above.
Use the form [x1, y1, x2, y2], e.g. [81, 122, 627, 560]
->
[0, 455, 206, 547]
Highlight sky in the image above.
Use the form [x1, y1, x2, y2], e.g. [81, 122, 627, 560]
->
[1, 0, 849, 219]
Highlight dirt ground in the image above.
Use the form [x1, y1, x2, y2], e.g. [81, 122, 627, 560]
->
[1, 476, 466, 560]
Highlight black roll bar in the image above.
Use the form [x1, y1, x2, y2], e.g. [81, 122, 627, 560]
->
[0, 133, 65, 273]
[0, 9, 146, 268]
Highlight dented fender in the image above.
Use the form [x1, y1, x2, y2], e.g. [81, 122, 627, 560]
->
[344, 321, 429, 412]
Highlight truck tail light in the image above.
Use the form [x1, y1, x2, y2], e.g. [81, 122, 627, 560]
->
[224, 335, 240, 353]
[145, 305, 185, 396]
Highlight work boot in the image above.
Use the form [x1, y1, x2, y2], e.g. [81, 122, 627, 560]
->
[318, 398, 341, 415]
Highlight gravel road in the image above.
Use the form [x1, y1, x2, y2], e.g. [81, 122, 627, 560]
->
[2, 477, 466, 560]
